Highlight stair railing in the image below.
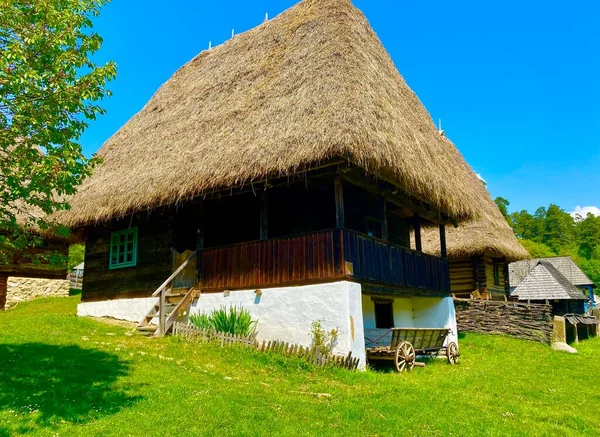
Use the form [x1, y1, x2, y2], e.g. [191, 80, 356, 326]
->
[151, 250, 198, 336]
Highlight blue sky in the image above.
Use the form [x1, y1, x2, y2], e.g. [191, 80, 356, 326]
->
[83, 0, 600, 215]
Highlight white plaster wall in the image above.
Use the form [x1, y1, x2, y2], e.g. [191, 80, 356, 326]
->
[77, 297, 157, 323]
[190, 281, 367, 369]
[361, 295, 458, 346]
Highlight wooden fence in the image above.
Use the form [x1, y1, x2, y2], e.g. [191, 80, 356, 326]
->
[454, 298, 553, 344]
[172, 321, 360, 370]
[68, 272, 83, 290]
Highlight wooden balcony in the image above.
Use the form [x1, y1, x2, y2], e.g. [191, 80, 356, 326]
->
[197, 229, 450, 295]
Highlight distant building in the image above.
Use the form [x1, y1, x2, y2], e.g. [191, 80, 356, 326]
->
[510, 261, 588, 316]
[509, 256, 596, 310]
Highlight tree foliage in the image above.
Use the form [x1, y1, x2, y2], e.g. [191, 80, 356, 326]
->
[0, 0, 115, 247]
[495, 197, 600, 286]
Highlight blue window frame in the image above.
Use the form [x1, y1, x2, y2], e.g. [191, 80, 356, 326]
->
[109, 228, 138, 269]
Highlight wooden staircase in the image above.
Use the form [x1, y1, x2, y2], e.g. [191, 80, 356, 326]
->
[137, 250, 199, 336]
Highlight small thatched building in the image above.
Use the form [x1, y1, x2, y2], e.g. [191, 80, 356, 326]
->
[61, 0, 489, 366]
[0, 202, 68, 309]
[421, 180, 529, 299]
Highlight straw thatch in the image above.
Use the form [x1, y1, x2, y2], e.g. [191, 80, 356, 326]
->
[421, 176, 529, 262]
[59, 0, 488, 227]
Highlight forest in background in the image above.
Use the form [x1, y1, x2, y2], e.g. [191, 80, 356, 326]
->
[495, 198, 600, 286]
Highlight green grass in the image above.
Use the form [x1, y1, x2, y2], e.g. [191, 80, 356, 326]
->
[1, 297, 599, 436]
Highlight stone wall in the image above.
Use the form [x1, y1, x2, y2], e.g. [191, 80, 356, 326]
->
[6, 276, 70, 308]
[454, 298, 553, 344]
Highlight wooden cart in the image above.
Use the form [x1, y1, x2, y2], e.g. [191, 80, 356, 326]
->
[365, 328, 459, 372]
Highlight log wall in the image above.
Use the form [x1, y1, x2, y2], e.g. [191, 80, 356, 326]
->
[454, 298, 553, 343]
[82, 212, 172, 302]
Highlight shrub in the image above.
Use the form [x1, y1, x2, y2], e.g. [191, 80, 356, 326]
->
[189, 305, 257, 337]
[310, 319, 339, 356]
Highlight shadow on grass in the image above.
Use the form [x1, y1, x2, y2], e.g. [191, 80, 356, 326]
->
[0, 343, 141, 431]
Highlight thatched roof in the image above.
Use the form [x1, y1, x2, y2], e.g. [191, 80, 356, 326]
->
[60, 0, 488, 227]
[421, 179, 529, 262]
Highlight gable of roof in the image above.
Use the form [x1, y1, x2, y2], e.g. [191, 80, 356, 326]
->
[510, 261, 588, 301]
[420, 179, 529, 262]
[59, 0, 488, 227]
[510, 256, 595, 288]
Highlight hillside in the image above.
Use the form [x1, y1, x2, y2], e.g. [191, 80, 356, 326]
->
[1, 297, 599, 436]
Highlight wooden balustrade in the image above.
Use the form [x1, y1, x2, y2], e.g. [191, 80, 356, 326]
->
[197, 229, 449, 294]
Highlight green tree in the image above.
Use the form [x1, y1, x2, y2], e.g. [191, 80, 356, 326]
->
[494, 197, 512, 224]
[576, 213, 600, 259]
[0, 0, 115, 248]
[511, 210, 537, 240]
[519, 239, 556, 258]
[67, 244, 85, 270]
[541, 204, 575, 253]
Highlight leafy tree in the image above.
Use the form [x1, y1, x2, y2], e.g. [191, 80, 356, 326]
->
[67, 244, 85, 270]
[494, 197, 511, 224]
[576, 213, 600, 259]
[511, 210, 537, 240]
[519, 239, 556, 258]
[0, 0, 115, 249]
[542, 204, 575, 253]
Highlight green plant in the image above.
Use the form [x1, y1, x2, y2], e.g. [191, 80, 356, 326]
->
[310, 319, 339, 356]
[189, 305, 257, 337]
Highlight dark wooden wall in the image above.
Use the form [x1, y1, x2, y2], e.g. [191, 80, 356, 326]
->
[449, 255, 508, 298]
[0, 242, 68, 279]
[82, 212, 172, 301]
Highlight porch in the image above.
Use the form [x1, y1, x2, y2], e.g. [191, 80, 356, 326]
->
[196, 228, 450, 295]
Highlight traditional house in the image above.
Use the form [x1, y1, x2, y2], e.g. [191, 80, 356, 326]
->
[0, 204, 68, 309]
[510, 256, 596, 305]
[421, 182, 529, 299]
[510, 261, 588, 314]
[61, 0, 488, 366]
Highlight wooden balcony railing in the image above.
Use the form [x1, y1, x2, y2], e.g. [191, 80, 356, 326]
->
[197, 229, 450, 294]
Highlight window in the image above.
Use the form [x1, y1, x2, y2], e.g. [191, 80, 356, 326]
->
[365, 216, 382, 238]
[374, 300, 394, 329]
[109, 228, 138, 269]
[493, 262, 501, 286]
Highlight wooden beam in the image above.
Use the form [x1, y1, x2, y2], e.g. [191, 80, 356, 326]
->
[338, 170, 450, 225]
[0, 275, 7, 310]
[259, 191, 268, 240]
[413, 213, 422, 252]
[439, 224, 447, 259]
[382, 199, 388, 241]
[334, 175, 345, 228]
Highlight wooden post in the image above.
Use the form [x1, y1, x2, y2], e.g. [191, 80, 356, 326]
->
[439, 224, 447, 259]
[413, 213, 422, 252]
[381, 199, 388, 241]
[159, 288, 166, 336]
[334, 175, 345, 228]
[259, 191, 268, 240]
[0, 275, 7, 310]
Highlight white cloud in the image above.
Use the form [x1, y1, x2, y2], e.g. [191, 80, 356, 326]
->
[570, 205, 600, 219]
[476, 173, 487, 185]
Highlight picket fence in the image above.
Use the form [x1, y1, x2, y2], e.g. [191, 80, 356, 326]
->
[172, 321, 360, 371]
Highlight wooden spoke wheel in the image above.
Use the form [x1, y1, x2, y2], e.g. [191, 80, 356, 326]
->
[446, 342, 459, 365]
[394, 341, 415, 373]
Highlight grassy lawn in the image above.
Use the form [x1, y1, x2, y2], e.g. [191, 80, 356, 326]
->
[1, 297, 599, 436]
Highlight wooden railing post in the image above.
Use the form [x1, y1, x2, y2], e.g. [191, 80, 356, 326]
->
[159, 288, 166, 336]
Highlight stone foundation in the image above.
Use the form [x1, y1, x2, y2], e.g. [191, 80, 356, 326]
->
[5, 277, 70, 308]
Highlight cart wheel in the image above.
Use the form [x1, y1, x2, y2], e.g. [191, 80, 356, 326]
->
[395, 341, 415, 373]
[446, 342, 459, 365]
